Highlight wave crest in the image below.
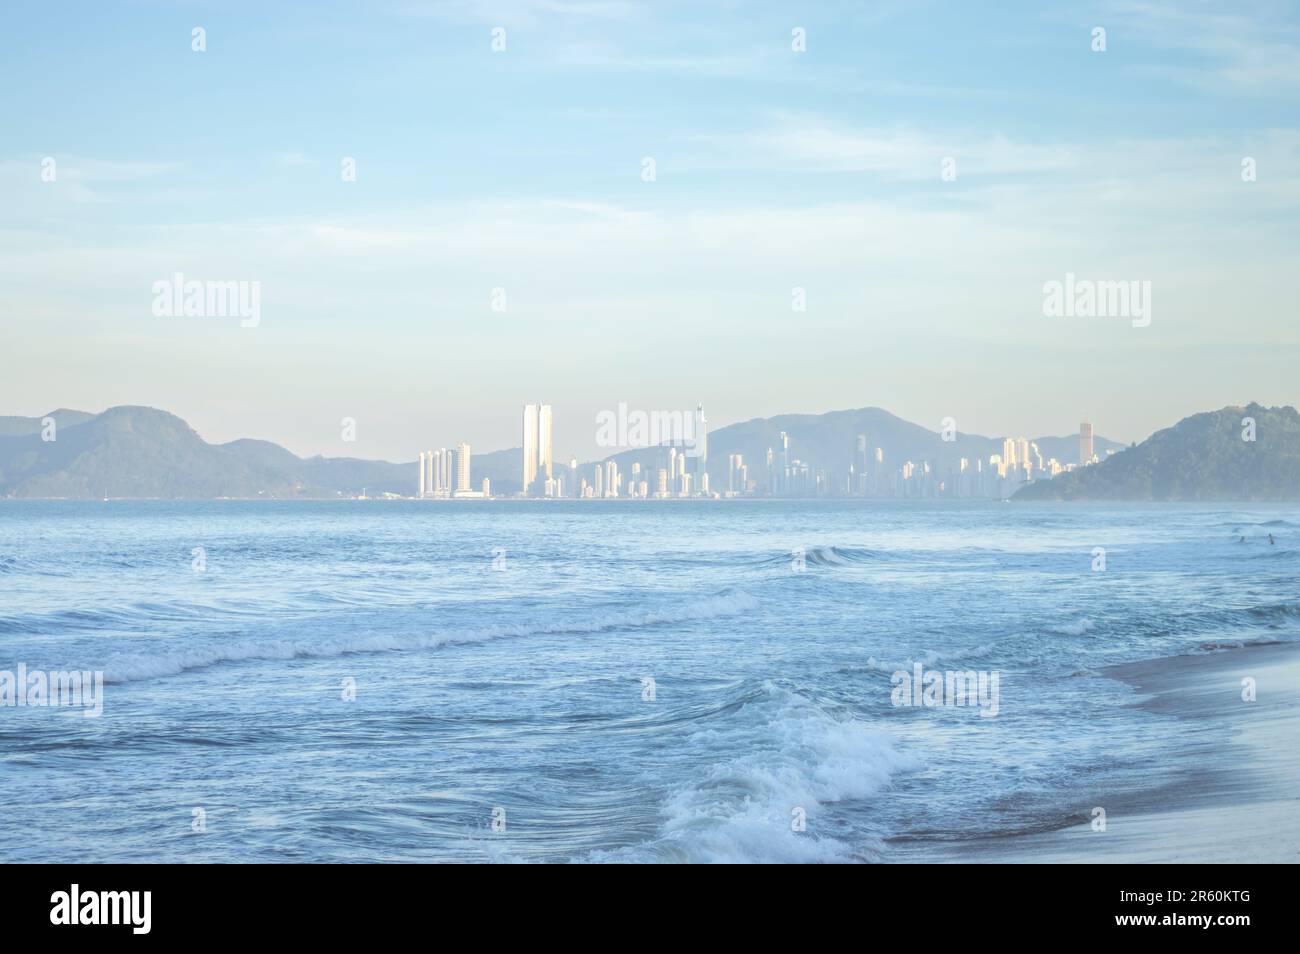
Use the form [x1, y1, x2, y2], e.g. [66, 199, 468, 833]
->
[590, 683, 919, 863]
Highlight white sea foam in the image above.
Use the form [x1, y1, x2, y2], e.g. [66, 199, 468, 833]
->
[99, 590, 761, 684]
[1048, 618, 1095, 636]
[591, 683, 919, 864]
[861, 642, 997, 674]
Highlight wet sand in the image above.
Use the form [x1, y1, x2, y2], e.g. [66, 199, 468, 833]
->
[906, 642, 1300, 863]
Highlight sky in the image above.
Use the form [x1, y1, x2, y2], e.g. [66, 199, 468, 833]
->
[2, 0, 1298, 463]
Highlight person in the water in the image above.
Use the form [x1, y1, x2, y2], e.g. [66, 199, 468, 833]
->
[1269, 533, 1276, 545]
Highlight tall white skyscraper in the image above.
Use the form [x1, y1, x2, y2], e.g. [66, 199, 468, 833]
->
[521, 402, 553, 496]
[521, 404, 539, 494]
[455, 442, 472, 493]
[429, 448, 441, 496]
[1016, 438, 1030, 474]
[1002, 437, 1019, 470]
[1080, 420, 1094, 465]
[434, 448, 451, 496]
[418, 452, 426, 498]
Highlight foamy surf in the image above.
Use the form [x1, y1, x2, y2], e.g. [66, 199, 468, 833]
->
[588, 684, 919, 863]
[1048, 618, 1095, 636]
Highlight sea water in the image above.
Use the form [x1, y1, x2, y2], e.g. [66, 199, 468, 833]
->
[1, 500, 1296, 862]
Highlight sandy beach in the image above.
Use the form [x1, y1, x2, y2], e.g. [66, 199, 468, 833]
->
[904, 642, 1300, 863]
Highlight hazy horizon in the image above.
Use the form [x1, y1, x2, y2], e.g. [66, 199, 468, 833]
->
[4, 397, 1141, 465]
[3, 1, 1298, 461]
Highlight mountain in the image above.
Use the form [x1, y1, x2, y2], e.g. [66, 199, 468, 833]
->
[0, 407, 417, 498]
[465, 447, 522, 496]
[1014, 403, 1300, 501]
[0, 408, 95, 437]
[585, 407, 1122, 492]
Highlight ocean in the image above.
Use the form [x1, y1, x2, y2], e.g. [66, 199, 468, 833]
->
[1, 499, 1296, 863]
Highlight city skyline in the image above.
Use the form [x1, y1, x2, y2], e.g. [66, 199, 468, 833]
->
[411, 400, 1106, 500]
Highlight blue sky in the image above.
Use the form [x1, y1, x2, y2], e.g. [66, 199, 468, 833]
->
[2, 0, 1298, 461]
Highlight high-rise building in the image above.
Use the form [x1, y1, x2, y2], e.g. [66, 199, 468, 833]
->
[538, 405, 553, 483]
[520, 403, 554, 496]
[521, 404, 539, 494]
[428, 448, 442, 496]
[1002, 437, 1018, 470]
[693, 404, 708, 470]
[1079, 420, 1094, 465]
[729, 453, 744, 494]
[455, 442, 472, 493]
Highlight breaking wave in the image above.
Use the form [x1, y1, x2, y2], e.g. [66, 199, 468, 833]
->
[589, 683, 919, 863]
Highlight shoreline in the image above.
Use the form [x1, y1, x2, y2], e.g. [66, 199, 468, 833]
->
[897, 641, 1300, 863]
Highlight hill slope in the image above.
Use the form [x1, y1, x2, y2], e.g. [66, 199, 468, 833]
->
[0, 407, 416, 498]
[1015, 404, 1300, 501]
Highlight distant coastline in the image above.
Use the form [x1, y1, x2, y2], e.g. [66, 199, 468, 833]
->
[5, 401, 1299, 501]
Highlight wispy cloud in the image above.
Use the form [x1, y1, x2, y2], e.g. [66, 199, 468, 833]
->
[687, 117, 1078, 179]
[0, 156, 180, 203]
[395, 0, 643, 27]
[1107, 0, 1300, 90]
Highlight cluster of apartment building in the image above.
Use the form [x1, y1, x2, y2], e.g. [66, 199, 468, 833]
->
[416, 443, 487, 498]
[724, 422, 1105, 500]
[519, 403, 713, 499]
